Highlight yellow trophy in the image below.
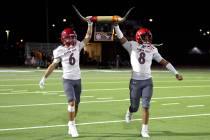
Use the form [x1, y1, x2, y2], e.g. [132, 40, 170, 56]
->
[72, 5, 134, 41]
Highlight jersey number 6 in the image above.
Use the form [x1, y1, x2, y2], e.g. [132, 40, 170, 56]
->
[69, 53, 76, 65]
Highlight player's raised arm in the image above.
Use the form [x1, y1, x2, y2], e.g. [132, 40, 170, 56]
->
[82, 16, 93, 45]
[113, 23, 128, 45]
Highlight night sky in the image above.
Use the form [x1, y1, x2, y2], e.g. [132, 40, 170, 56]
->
[0, 0, 209, 65]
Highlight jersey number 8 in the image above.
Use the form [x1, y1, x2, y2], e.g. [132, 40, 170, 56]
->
[138, 52, 145, 64]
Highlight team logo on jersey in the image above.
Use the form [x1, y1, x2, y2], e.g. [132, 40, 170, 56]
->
[64, 48, 76, 56]
[137, 48, 144, 52]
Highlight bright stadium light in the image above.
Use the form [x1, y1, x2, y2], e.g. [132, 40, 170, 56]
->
[149, 18, 153, 22]
[5, 30, 10, 41]
[189, 46, 202, 54]
[63, 18, 67, 22]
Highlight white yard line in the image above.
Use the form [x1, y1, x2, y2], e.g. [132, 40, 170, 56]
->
[187, 105, 205, 108]
[12, 90, 28, 92]
[1, 78, 210, 85]
[162, 103, 180, 106]
[0, 91, 60, 95]
[0, 113, 209, 132]
[96, 97, 113, 100]
[0, 103, 67, 108]
[59, 95, 94, 98]
[153, 95, 210, 100]
[1, 85, 210, 95]
[0, 92, 32, 95]
[0, 89, 13, 91]
[42, 93, 58, 95]
[1, 77, 210, 81]
[1, 84, 210, 90]
[81, 96, 94, 98]
[0, 70, 32, 72]
[0, 84, 41, 87]
[0, 94, 209, 108]
[155, 85, 210, 89]
[58, 95, 65, 96]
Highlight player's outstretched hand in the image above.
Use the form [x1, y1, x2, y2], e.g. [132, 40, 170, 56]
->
[86, 16, 93, 25]
[176, 74, 183, 81]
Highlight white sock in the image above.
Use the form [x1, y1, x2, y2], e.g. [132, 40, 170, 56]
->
[142, 124, 148, 132]
[68, 120, 75, 125]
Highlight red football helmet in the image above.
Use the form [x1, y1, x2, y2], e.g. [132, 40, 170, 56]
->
[61, 28, 77, 46]
[135, 27, 152, 44]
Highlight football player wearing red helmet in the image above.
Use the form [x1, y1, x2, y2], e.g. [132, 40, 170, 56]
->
[39, 18, 93, 138]
[135, 27, 152, 44]
[114, 23, 183, 138]
[61, 28, 77, 46]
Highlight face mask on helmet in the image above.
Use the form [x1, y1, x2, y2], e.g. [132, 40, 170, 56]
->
[135, 28, 152, 44]
[61, 28, 77, 47]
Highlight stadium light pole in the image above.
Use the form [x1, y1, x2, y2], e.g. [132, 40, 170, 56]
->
[45, 0, 49, 43]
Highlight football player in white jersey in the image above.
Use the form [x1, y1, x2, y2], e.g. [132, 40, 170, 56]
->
[39, 18, 93, 138]
[114, 24, 183, 138]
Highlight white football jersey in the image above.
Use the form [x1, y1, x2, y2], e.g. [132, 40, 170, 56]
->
[53, 40, 85, 80]
[123, 41, 163, 80]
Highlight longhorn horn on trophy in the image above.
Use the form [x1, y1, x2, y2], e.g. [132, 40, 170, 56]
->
[72, 5, 87, 22]
[117, 6, 135, 23]
[72, 5, 135, 23]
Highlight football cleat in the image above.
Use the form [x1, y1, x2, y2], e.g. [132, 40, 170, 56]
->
[68, 122, 79, 137]
[125, 109, 132, 123]
[141, 130, 150, 138]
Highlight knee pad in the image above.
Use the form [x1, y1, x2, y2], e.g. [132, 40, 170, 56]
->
[68, 105, 75, 112]
[142, 97, 151, 108]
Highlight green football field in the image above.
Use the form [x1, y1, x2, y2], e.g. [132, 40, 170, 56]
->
[0, 67, 210, 140]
